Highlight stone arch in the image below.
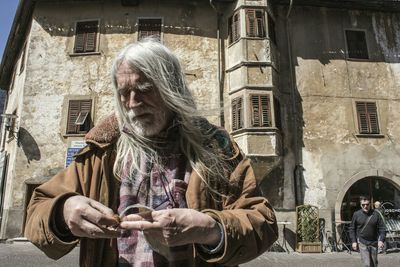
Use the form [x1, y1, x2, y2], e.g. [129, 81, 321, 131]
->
[334, 169, 400, 222]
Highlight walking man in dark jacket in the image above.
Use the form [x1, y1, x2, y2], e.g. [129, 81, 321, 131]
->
[349, 196, 386, 267]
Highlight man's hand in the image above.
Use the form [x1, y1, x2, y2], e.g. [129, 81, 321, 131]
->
[120, 208, 221, 247]
[62, 195, 120, 238]
[352, 242, 358, 251]
[378, 241, 384, 249]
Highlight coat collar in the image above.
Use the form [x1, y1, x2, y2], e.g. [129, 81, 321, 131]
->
[85, 114, 120, 148]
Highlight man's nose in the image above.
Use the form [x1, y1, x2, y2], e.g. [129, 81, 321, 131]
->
[127, 90, 142, 108]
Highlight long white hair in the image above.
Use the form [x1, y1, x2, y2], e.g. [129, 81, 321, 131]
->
[112, 38, 235, 198]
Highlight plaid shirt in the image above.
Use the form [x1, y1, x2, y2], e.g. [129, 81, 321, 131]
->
[117, 143, 192, 267]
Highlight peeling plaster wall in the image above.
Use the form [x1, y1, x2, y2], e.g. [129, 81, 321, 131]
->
[2, 0, 220, 238]
[277, 6, 400, 216]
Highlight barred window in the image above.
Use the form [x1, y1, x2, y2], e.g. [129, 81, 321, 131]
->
[346, 30, 368, 59]
[356, 101, 379, 134]
[251, 95, 271, 127]
[74, 21, 99, 53]
[232, 97, 243, 131]
[228, 11, 240, 44]
[138, 18, 162, 40]
[246, 9, 265, 38]
[66, 99, 92, 134]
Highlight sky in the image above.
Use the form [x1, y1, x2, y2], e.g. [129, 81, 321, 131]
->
[0, 0, 19, 61]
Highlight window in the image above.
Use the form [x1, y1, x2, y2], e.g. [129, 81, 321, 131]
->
[356, 101, 379, 134]
[246, 9, 265, 38]
[74, 21, 99, 53]
[267, 13, 276, 45]
[228, 11, 240, 44]
[232, 97, 243, 131]
[345, 30, 368, 59]
[66, 99, 92, 134]
[138, 18, 162, 41]
[251, 95, 271, 127]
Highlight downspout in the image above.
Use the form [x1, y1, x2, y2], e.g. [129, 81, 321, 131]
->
[285, 0, 302, 206]
[209, 0, 225, 127]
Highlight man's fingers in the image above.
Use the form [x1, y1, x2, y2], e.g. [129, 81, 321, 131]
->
[120, 219, 162, 231]
[77, 219, 119, 239]
[81, 201, 119, 227]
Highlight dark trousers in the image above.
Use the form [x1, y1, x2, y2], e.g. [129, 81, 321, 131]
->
[359, 242, 378, 267]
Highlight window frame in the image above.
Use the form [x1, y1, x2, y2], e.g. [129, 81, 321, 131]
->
[62, 96, 95, 137]
[354, 100, 381, 135]
[345, 29, 369, 60]
[249, 94, 271, 127]
[137, 17, 163, 41]
[72, 19, 100, 55]
[245, 9, 266, 39]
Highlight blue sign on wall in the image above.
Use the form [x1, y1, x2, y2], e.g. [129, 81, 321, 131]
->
[65, 147, 81, 167]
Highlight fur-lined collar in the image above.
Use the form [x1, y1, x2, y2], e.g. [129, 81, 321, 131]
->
[85, 114, 120, 147]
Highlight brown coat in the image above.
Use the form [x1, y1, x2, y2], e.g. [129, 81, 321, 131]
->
[25, 115, 278, 267]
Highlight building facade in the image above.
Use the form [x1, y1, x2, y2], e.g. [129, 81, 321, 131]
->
[0, 0, 399, 251]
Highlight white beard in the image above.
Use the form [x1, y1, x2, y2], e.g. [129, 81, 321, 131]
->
[126, 108, 169, 137]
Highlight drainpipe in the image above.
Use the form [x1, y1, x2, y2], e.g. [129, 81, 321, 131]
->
[209, 0, 225, 127]
[285, 0, 302, 206]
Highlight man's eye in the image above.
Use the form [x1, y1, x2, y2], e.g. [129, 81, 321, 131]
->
[137, 82, 153, 92]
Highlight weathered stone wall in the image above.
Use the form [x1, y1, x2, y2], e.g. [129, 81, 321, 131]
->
[2, 0, 220, 238]
[276, 6, 400, 218]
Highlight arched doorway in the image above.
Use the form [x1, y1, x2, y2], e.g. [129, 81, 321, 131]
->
[340, 176, 400, 221]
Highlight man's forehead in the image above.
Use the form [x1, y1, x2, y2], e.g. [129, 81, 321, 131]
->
[361, 200, 370, 203]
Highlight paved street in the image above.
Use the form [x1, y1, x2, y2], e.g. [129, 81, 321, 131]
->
[0, 241, 399, 266]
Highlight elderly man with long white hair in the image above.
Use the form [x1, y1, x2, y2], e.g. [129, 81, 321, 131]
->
[25, 38, 278, 267]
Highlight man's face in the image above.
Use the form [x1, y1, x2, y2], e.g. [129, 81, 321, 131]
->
[116, 61, 173, 137]
[360, 200, 370, 212]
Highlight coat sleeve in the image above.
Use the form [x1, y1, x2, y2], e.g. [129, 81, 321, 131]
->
[197, 133, 278, 266]
[24, 158, 85, 259]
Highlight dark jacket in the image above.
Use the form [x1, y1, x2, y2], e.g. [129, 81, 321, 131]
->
[349, 209, 386, 246]
[25, 115, 278, 267]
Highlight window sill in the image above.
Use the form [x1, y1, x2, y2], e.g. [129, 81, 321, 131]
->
[356, 133, 385, 138]
[69, 52, 101, 57]
[63, 133, 88, 138]
[231, 127, 280, 135]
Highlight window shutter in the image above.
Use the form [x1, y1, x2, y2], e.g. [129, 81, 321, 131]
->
[267, 13, 276, 44]
[255, 10, 265, 37]
[366, 102, 379, 134]
[84, 22, 98, 52]
[274, 97, 282, 129]
[251, 95, 271, 127]
[229, 12, 240, 44]
[356, 101, 379, 134]
[246, 10, 256, 37]
[67, 100, 81, 133]
[232, 97, 243, 131]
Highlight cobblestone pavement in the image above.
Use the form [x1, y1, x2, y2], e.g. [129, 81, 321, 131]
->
[0, 241, 399, 267]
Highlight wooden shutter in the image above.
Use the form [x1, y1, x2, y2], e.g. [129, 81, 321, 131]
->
[67, 100, 92, 134]
[251, 95, 271, 127]
[267, 13, 276, 44]
[74, 21, 98, 53]
[138, 19, 162, 40]
[274, 96, 281, 129]
[229, 12, 240, 44]
[232, 97, 243, 131]
[356, 101, 379, 134]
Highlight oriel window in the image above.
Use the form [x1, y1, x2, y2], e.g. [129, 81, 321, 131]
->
[246, 9, 266, 38]
[228, 11, 240, 44]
